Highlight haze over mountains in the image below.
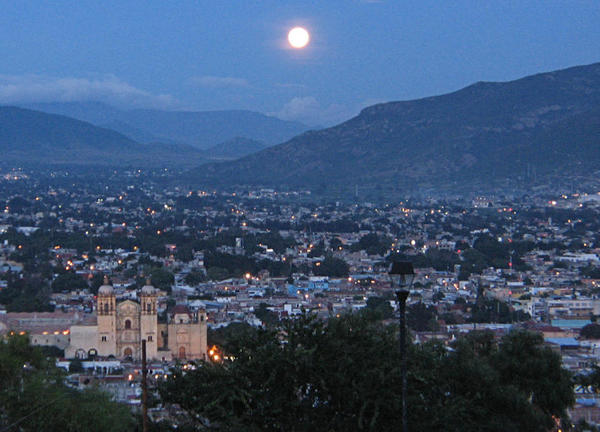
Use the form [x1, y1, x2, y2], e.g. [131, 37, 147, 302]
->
[0, 106, 206, 167]
[2, 62, 600, 194]
[0, 103, 310, 167]
[186, 62, 600, 195]
[203, 137, 267, 161]
[21, 102, 310, 150]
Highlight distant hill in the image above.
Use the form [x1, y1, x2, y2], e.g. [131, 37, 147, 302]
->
[184, 62, 600, 195]
[203, 137, 267, 160]
[0, 106, 205, 167]
[23, 102, 310, 149]
[99, 119, 166, 144]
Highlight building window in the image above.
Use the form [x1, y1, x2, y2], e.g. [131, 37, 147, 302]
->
[125, 319, 131, 329]
[147, 303, 152, 313]
[104, 303, 109, 314]
[180, 319, 184, 324]
[101, 336, 107, 342]
[147, 335, 153, 342]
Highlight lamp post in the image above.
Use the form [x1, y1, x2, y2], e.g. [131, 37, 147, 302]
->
[389, 261, 415, 432]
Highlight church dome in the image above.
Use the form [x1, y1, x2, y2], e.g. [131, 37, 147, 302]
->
[141, 284, 155, 295]
[141, 277, 156, 295]
[98, 276, 114, 295]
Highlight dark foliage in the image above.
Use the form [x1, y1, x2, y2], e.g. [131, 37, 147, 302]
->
[580, 323, 600, 339]
[312, 255, 349, 277]
[0, 335, 135, 431]
[160, 315, 574, 431]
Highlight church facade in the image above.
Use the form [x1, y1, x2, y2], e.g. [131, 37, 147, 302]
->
[66, 279, 207, 361]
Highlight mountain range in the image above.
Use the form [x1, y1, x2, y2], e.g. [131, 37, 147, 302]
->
[0, 106, 206, 167]
[21, 102, 310, 150]
[185, 62, 600, 195]
[0, 103, 310, 167]
[2, 62, 600, 193]
[203, 137, 267, 160]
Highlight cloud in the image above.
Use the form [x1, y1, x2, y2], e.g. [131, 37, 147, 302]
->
[0, 74, 181, 109]
[274, 82, 307, 90]
[273, 96, 355, 126]
[189, 75, 249, 88]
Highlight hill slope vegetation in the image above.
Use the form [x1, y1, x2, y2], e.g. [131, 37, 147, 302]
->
[185, 62, 600, 195]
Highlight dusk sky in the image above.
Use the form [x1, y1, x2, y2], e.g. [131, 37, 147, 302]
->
[1, 0, 599, 126]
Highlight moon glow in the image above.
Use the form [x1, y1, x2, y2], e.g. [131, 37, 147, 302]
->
[288, 27, 310, 49]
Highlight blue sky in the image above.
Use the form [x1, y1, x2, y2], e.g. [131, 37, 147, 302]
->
[1, 0, 599, 125]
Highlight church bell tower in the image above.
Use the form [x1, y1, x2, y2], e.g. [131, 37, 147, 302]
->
[97, 276, 117, 356]
[139, 278, 158, 359]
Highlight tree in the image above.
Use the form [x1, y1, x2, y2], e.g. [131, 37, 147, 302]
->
[425, 248, 460, 271]
[89, 272, 106, 294]
[408, 330, 573, 431]
[307, 240, 325, 258]
[432, 291, 445, 302]
[0, 274, 54, 312]
[460, 248, 489, 277]
[364, 296, 394, 320]
[253, 303, 279, 326]
[69, 357, 85, 373]
[473, 234, 509, 265]
[206, 266, 229, 282]
[582, 264, 600, 279]
[184, 270, 206, 286]
[492, 330, 574, 426]
[469, 299, 530, 323]
[160, 314, 403, 431]
[51, 271, 88, 293]
[0, 335, 135, 431]
[208, 322, 257, 350]
[407, 302, 439, 331]
[352, 233, 391, 256]
[159, 315, 574, 431]
[151, 267, 175, 292]
[580, 323, 600, 339]
[175, 245, 194, 262]
[330, 237, 343, 251]
[313, 255, 349, 277]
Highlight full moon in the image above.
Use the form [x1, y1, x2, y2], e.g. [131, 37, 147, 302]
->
[288, 27, 310, 49]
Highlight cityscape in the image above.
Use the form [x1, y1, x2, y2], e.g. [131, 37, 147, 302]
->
[1, 1, 600, 431]
[1, 166, 600, 429]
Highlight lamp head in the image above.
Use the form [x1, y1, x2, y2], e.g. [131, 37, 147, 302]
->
[389, 261, 415, 289]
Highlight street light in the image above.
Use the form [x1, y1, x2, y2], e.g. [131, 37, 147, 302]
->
[389, 261, 415, 432]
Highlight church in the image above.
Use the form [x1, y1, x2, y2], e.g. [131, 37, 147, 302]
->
[65, 278, 207, 361]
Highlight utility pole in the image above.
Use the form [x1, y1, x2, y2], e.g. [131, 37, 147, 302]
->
[142, 339, 149, 432]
